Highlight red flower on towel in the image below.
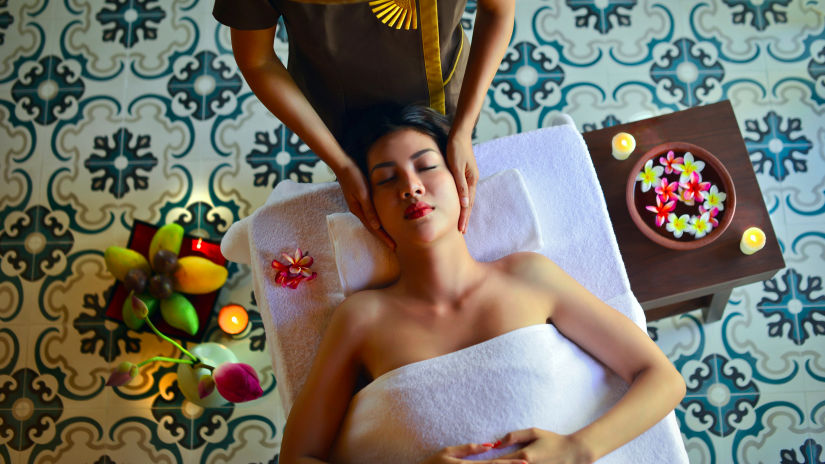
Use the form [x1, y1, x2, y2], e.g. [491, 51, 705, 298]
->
[271, 248, 317, 289]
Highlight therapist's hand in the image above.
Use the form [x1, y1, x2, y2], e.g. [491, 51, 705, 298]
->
[335, 162, 396, 250]
[447, 130, 478, 234]
[492, 428, 594, 464]
[420, 443, 527, 464]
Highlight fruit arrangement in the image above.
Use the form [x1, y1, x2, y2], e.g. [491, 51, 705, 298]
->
[104, 223, 228, 336]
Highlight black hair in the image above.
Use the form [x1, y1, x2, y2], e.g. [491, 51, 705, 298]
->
[343, 104, 451, 179]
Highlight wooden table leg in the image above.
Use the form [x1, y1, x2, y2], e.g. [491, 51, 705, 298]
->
[702, 288, 733, 323]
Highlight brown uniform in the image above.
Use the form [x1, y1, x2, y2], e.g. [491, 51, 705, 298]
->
[213, 0, 469, 143]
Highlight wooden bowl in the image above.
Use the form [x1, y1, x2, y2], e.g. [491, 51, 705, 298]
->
[625, 142, 736, 250]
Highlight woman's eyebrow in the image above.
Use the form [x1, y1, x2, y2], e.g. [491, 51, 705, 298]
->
[369, 148, 437, 175]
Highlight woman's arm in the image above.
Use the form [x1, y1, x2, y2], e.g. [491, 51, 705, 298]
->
[448, 0, 515, 233]
[230, 27, 392, 248]
[501, 254, 686, 462]
[279, 297, 372, 463]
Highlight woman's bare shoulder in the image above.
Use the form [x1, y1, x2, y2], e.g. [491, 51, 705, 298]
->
[331, 289, 389, 334]
[494, 251, 562, 283]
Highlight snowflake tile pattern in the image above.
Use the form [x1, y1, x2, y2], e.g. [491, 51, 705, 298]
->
[1, 0, 823, 462]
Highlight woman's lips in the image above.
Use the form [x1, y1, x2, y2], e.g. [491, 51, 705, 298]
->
[404, 202, 433, 220]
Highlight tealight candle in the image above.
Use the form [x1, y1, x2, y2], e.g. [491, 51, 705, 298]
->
[611, 132, 636, 160]
[218, 304, 249, 335]
[740, 227, 766, 255]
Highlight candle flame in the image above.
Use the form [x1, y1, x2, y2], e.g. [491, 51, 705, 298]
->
[196, 238, 202, 250]
[621, 139, 628, 147]
[749, 234, 757, 242]
[231, 316, 238, 324]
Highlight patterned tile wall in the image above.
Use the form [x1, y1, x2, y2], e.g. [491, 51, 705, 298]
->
[0, 0, 823, 463]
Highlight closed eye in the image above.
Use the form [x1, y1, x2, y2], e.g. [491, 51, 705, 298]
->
[376, 176, 396, 186]
[419, 166, 437, 172]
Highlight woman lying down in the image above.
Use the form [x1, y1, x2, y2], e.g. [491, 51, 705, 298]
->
[279, 105, 687, 464]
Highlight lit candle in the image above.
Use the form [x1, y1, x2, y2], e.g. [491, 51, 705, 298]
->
[740, 227, 766, 255]
[611, 132, 636, 160]
[218, 304, 249, 335]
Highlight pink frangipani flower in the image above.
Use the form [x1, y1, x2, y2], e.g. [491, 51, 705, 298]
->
[213, 362, 263, 403]
[654, 177, 679, 204]
[659, 150, 684, 175]
[679, 171, 711, 203]
[272, 248, 317, 289]
[645, 196, 676, 227]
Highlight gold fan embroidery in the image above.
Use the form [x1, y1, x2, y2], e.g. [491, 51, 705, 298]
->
[369, 0, 417, 30]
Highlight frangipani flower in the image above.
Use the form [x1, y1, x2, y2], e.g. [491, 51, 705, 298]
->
[699, 206, 720, 228]
[213, 362, 263, 403]
[672, 152, 705, 182]
[272, 248, 317, 289]
[703, 185, 727, 211]
[677, 187, 695, 206]
[654, 177, 679, 204]
[659, 150, 684, 175]
[106, 361, 139, 387]
[679, 171, 711, 203]
[637, 160, 664, 193]
[645, 196, 676, 227]
[665, 214, 691, 238]
[690, 213, 714, 238]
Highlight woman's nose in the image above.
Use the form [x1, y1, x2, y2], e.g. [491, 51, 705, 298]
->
[400, 176, 425, 199]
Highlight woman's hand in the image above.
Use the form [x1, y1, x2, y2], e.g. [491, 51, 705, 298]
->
[492, 428, 594, 464]
[446, 130, 478, 234]
[334, 162, 396, 250]
[420, 443, 527, 464]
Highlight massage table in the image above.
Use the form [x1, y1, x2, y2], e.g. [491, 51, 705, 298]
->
[221, 115, 689, 462]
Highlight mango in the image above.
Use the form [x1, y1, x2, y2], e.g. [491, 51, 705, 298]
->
[104, 246, 151, 282]
[161, 292, 199, 335]
[172, 256, 228, 294]
[122, 293, 158, 330]
[149, 223, 184, 271]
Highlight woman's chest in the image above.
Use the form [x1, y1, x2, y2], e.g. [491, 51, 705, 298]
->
[361, 280, 554, 380]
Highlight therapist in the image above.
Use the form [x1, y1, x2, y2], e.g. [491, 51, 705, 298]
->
[213, 0, 515, 246]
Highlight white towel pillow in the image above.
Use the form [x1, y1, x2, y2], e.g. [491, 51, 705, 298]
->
[327, 169, 544, 295]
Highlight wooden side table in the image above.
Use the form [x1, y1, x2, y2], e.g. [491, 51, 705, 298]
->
[582, 101, 785, 322]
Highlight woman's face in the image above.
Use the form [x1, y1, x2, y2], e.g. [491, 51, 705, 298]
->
[366, 128, 460, 245]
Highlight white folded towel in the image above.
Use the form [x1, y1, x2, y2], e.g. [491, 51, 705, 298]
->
[327, 169, 543, 295]
[331, 324, 688, 463]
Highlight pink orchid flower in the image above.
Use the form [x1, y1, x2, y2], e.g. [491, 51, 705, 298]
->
[679, 171, 711, 203]
[645, 196, 676, 227]
[659, 150, 684, 175]
[654, 177, 679, 204]
[106, 361, 138, 387]
[213, 362, 263, 403]
[271, 248, 317, 289]
[699, 206, 720, 228]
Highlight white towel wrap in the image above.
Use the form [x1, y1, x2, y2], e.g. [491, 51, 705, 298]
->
[331, 324, 687, 463]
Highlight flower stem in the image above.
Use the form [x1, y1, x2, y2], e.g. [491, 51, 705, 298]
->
[137, 356, 195, 368]
[144, 317, 198, 362]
